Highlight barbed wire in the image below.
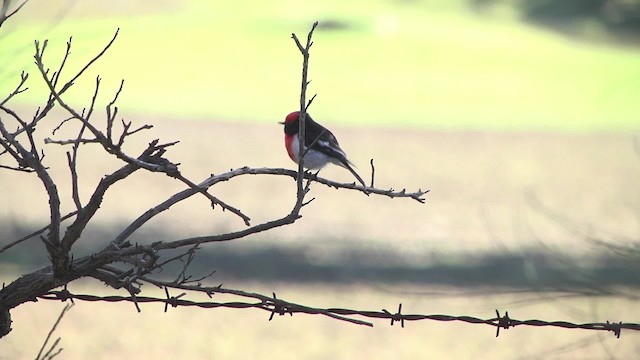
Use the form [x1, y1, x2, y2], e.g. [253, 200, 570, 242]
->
[39, 288, 639, 338]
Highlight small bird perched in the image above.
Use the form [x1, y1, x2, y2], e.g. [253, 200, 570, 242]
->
[281, 111, 366, 186]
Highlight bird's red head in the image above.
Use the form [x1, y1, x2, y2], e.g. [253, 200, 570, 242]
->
[285, 111, 300, 124]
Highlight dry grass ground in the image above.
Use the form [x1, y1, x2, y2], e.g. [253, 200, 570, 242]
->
[1, 116, 639, 358]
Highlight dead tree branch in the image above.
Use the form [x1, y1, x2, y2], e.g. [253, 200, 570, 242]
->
[35, 303, 73, 360]
[291, 21, 318, 206]
[0, 20, 427, 341]
[0, 0, 28, 29]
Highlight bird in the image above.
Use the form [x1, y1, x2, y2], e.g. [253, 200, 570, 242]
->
[281, 111, 366, 186]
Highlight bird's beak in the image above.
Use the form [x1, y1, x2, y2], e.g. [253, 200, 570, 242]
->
[278, 121, 285, 125]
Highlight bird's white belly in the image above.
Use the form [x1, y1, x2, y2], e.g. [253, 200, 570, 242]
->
[302, 149, 332, 169]
[289, 139, 330, 169]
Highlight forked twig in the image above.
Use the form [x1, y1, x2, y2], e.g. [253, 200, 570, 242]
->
[35, 303, 73, 360]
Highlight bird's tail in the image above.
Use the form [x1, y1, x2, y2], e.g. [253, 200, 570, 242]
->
[342, 161, 366, 187]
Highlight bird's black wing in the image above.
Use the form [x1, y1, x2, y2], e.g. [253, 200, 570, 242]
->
[304, 115, 348, 162]
[305, 114, 366, 186]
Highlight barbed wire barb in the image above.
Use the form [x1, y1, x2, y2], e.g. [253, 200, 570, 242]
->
[495, 309, 513, 337]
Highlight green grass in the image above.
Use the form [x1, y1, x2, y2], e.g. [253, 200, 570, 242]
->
[1, 0, 639, 132]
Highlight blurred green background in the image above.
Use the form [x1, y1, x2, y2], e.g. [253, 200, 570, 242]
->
[1, 0, 639, 131]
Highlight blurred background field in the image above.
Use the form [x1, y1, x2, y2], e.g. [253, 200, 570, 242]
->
[2, 0, 640, 131]
[1, 0, 640, 359]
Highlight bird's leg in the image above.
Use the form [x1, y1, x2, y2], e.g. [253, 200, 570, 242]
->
[303, 169, 321, 182]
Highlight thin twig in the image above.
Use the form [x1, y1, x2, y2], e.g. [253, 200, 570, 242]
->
[0, 101, 64, 274]
[0, 211, 78, 253]
[59, 29, 120, 95]
[34, 45, 177, 175]
[84, 76, 101, 121]
[44, 137, 99, 145]
[169, 172, 251, 226]
[0, 0, 29, 29]
[35, 303, 73, 360]
[0, 19, 430, 342]
[106, 79, 124, 141]
[369, 159, 375, 187]
[0, 71, 29, 107]
[0, 163, 33, 172]
[111, 166, 426, 247]
[291, 21, 319, 215]
[51, 37, 72, 90]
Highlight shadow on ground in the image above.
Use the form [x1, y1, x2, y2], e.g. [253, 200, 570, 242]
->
[2, 221, 638, 294]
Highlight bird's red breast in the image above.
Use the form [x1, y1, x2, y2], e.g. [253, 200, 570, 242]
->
[284, 133, 298, 162]
[284, 112, 301, 162]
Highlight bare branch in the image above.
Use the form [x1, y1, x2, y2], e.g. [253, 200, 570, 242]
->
[59, 145, 156, 251]
[33, 48, 177, 173]
[116, 119, 152, 148]
[207, 167, 427, 201]
[58, 29, 120, 95]
[0, 19, 431, 343]
[0, 163, 33, 172]
[50, 37, 72, 91]
[35, 303, 72, 360]
[0, 309, 10, 338]
[173, 172, 251, 226]
[305, 93, 317, 111]
[164, 246, 202, 285]
[0, 0, 29, 29]
[67, 117, 88, 212]
[290, 21, 319, 215]
[290, 23, 318, 215]
[110, 166, 425, 248]
[50, 116, 74, 136]
[0, 71, 28, 107]
[0, 106, 65, 275]
[152, 177, 423, 250]
[89, 267, 141, 295]
[139, 210, 295, 250]
[369, 158, 375, 187]
[66, 151, 81, 211]
[1, 105, 36, 154]
[0, 116, 24, 164]
[106, 79, 124, 141]
[0, 211, 78, 254]
[14, 37, 80, 138]
[44, 137, 99, 145]
[84, 76, 101, 121]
